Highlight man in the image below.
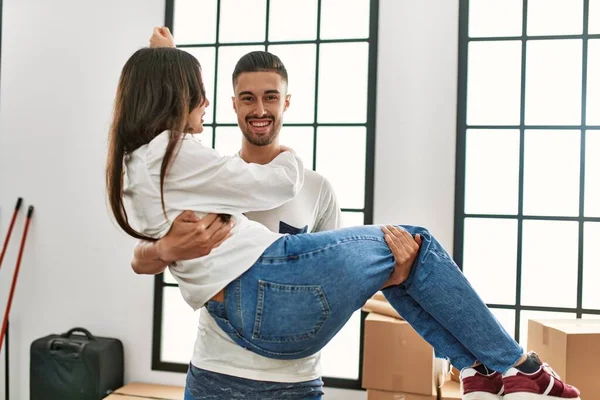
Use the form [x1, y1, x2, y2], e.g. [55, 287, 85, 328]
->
[133, 29, 343, 399]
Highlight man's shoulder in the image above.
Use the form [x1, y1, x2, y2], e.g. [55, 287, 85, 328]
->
[287, 169, 325, 203]
[303, 168, 332, 187]
[302, 169, 335, 196]
[303, 168, 324, 180]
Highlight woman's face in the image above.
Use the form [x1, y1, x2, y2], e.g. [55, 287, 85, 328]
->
[188, 97, 209, 133]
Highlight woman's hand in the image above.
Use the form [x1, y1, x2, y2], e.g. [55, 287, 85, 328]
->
[156, 211, 234, 264]
[149, 26, 176, 48]
[381, 225, 422, 287]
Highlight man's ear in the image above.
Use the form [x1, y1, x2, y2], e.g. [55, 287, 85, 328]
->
[284, 94, 291, 112]
[232, 96, 237, 112]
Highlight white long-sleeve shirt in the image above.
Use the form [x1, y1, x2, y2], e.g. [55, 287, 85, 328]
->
[124, 131, 305, 310]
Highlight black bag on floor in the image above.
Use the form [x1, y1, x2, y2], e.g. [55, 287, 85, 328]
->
[30, 327, 124, 400]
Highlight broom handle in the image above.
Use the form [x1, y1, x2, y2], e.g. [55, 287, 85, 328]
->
[0, 206, 34, 351]
[0, 198, 23, 271]
[4, 321, 8, 400]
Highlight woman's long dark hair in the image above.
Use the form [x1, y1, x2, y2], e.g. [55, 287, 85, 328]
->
[106, 47, 206, 240]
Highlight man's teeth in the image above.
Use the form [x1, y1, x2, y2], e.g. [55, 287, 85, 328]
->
[251, 121, 270, 127]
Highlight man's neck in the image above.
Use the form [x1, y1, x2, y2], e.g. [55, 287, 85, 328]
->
[239, 141, 280, 165]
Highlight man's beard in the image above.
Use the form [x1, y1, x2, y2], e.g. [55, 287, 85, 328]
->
[242, 122, 281, 146]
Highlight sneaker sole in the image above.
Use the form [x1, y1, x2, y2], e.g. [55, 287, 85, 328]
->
[504, 394, 581, 400]
[463, 393, 503, 400]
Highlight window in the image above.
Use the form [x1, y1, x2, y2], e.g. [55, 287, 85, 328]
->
[455, 0, 600, 351]
[153, 0, 379, 389]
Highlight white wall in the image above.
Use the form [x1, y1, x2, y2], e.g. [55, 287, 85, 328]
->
[374, 0, 459, 252]
[0, 1, 172, 399]
[0, 0, 459, 398]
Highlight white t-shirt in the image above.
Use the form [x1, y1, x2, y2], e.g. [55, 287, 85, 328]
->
[191, 168, 342, 383]
[124, 131, 305, 310]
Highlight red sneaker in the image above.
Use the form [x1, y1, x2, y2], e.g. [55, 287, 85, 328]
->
[503, 352, 581, 399]
[461, 367, 504, 400]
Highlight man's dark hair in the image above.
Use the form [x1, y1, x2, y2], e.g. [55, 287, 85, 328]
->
[232, 51, 288, 87]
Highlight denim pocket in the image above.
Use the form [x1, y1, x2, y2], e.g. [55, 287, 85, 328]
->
[252, 280, 331, 343]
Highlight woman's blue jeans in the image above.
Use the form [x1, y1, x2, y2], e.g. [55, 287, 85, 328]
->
[207, 225, 523, 373]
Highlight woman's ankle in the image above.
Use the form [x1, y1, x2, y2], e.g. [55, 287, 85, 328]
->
[512, 353, 528, 367]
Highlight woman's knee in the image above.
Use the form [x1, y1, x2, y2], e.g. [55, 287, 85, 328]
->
[395, 225, 430, 237]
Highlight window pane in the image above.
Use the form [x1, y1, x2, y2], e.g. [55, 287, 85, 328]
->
[467, 41, 522, 126]
[279, 127, 314, 168]
[183, 48, 216, 125]
[519, 311, 575, 349]
[161, 287, 199, 363]
[201, 127, 215, 149]
[490, 308, 516, 340]
[268, 44, 317, 124]
[587, 40, 600, 125]
[591, 0, 600, 34]
[583, 314, 600, 319]
[521, 220, 579, 308]
[585, 130, 600, 216]
[341, 211, 364, 227]
[174, 0, 217, 45]
[216, 45, 265, 124]
[463, 218, 518, 305]
[525, 40, 582, 125]
[316, 127, 366, 209]
[268, 0, 318, 41]
[320, 311, 361, 379]
[465, 129, 520, 214]
[318, 43, 369, 123]
[527, 0, 583, 36]
[469, 0, 523, 38]
[218, 0, 266, 43]
[523, 130, 580, 216]
[583, 222, 600, 309]
[320, 0, 370, 40]
[214, 127, 242, 157]
[164, 269, 177, 284]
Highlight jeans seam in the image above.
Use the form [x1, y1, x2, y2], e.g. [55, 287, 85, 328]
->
[237, 279, 244, 335]
[258, 236, 386, 262]
[253, 281, 266, 339]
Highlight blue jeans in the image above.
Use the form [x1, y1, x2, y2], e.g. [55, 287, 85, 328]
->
[207, 225, 523, 373]
[183, 363, 323, 399]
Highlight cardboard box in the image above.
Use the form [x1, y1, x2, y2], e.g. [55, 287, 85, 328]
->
[363, 298, 403, 320]
[362, 313, 435, 395]
[528, 319, 600, 399]
[367, 376, 438, 400]
[439, 379, 461, 400]
[104, 382, 184, 400]
[367, 388, 437, 400]
[450, 366, 460, 383]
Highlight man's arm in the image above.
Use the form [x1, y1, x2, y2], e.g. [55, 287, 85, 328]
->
[131, 211, 233, 275]
[131, 240, 169, 275]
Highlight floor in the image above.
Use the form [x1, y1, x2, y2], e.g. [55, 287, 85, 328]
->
[323, 387, 366, 399]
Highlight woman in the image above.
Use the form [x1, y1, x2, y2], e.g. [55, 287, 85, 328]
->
[106, 46, 580, 400]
